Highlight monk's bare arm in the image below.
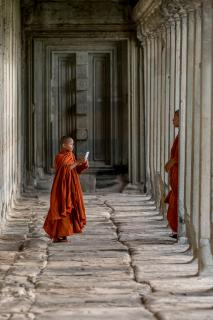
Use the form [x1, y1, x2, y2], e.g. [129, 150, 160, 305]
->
[65, 160, 84, 171]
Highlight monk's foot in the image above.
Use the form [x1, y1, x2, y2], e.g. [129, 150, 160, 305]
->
[169, 233, 178, 239]
[59, 236, 68, 242]
[52, 236, 68, 243]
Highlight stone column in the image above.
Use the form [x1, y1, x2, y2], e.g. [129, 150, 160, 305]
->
[198, 0, 213, 273]
[160, 27, 166, 185]
[150, 35, 156, 197]
[154, 32, 163, 207]
[156, 33, 162, 174]
[153, 35, 158, 173]
[175, 18, 181, 112]
[145, 37, 152, 193]
[139, 44, 146, 189]
[149, 35, 153, 192]
[164, 25, 171, 188]
[178, 12, 188, 241]
[141, 36, 148, 191]
[185, 10, 195, 234]
[0, 0, 3, 214]
[191, 6, 201, 253]
[0, 0, 21, 224]
[128, 36, 140, 185]
[169, 21, 176, 146]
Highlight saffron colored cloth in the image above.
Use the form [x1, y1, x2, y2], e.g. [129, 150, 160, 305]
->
[43, 149, 87, 239]
[165, 134, 179, 233]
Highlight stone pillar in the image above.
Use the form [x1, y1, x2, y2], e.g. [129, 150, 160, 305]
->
[139, 45, 146, 189]
[198, 0, 213, 273]
[185, 10, 195, 236]
[0, 0, 3, 213]
[128, 36, 140, 186]
[0, 0, 22, 226]
[164, 25, 171, 188]
[150, 35, 155, 195]
[155, 32, 163, 208]
[178, 12, 188, 241]
[175, 18, 181, 111]
[191, 6, 201, 253]
[156, 33, 162, 174]
[141, 36, 148, 191]
[145, 37, 152, 193]
[169, 21, 176, 144]
[160, 27, 166, 186]
[153, 35, 158, 173]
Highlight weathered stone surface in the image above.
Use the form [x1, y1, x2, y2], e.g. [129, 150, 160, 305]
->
[0, 0, 22, 228]
[105, 194, 213, 320]
[36, 308, 154, 320]
[0, 192, 212, 320]
[22, 0, 131, 27]
[76, 79, 88, 91]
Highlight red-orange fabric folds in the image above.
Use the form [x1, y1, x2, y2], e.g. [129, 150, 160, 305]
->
[165, 134, 179, 233]
[43, 150, 87, 239]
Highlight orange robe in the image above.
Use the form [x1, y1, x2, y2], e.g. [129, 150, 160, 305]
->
[165, 134, 179, 233]
[43, 149, 87, 239]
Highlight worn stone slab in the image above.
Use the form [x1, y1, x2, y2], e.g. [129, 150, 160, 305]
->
[144, 293, 213, 312]
[0, 298, 32, 313]
[150, 277, 213, 294]
[132, 254, 193, 264]
[135, 262, 198, 282]
[33, 293, 142, 309]
[156, 309, 213, 320]
[10, 315, 35, 320]
[35, 307, 155, 320]
[3, 275, 35, 288]
[0, 315, 11, 320]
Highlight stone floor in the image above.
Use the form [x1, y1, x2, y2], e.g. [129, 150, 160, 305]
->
[0, 193, 213, 319]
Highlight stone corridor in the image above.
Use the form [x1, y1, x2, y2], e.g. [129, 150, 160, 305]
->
[0, 193, 213, 320]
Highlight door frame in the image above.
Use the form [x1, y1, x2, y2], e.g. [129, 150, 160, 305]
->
[27, 38, 129, 179]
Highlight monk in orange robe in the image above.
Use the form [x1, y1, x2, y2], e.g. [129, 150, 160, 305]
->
[43, 136, 88, 242]
[165, 110, 179, 239]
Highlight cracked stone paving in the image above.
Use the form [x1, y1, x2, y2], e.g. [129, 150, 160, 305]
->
[0, 193, 212, 319]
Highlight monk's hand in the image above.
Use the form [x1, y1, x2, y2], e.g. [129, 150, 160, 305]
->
[165, 161, 170, 172]
[76, 159, 84, 166]
[84, 160, 89, 168]
[165, 159, 176, 172]
[81, 159, 89, 168]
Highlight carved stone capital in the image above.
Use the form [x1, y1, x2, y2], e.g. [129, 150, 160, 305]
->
[133, 0, 202, 41]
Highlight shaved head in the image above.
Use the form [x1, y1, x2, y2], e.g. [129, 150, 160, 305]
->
[60, 136, 73, 146]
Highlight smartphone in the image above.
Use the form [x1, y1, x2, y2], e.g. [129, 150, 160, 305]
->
[84, 151, 90, 160]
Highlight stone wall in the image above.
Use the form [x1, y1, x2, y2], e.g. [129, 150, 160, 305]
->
[0, 0, 22, 227]
[133, 0, 213, 274]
